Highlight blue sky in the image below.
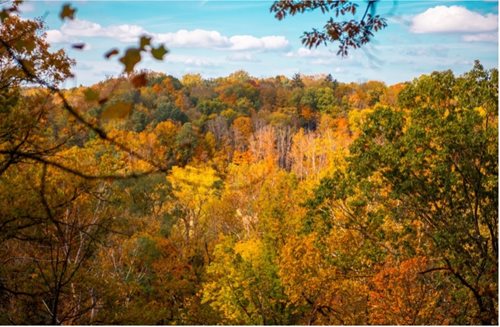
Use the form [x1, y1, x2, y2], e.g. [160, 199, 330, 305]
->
[19, 0, 499, 86]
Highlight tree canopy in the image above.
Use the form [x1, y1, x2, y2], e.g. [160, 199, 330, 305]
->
[0, 0, 497, 325]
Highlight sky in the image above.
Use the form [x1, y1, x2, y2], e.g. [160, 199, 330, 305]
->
[17, 0, 499, 86]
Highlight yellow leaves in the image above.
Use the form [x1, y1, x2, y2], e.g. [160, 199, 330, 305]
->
[234, 238, 262, 262]
[232, 150, 253, 165]
[474, 106, 487, 118]
[181, 73, 202, 87]
[202, 235, 285, 324]
[279, 234, 323, 302]
[169, 165, 220, 194]
[153, 120, 179, 144]
[204, 131, 217, 150]
[167, 165, 221, 230]
[348, 107, 374, 135]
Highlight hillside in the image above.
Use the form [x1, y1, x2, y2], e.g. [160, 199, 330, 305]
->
[1, 63, 498, 324]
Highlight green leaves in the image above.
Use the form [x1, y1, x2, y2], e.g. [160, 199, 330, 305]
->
[83, 88, 99, 102]
[0, 8, 9, 22]
[110, 36, 168, 73]
[59, 3, 76, 20]
[139, 35, 152, 50]
[151, 45, 168, 60]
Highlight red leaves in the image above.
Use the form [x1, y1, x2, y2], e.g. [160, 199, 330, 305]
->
[104, 48, 119, 59]
[131, 72, 148, 88]
[71, 43, 86, 50]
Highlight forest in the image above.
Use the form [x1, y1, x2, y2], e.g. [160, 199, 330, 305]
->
[0, 2, 498, 325]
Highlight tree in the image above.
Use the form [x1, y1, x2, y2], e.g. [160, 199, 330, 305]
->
[0, 2, 170, 179]
[202, 236, 294, 324]
[0, 145, 124, 324]
[369, 257, 460, 325]
[0, 15, 72, 89]
[270, 0, 387, 56]
[167, 165, 221, 245]
[306, 62, 498, 324]
[0, 4, 174, 324]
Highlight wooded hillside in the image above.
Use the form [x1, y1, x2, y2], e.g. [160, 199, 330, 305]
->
[0, 8, 497, 325]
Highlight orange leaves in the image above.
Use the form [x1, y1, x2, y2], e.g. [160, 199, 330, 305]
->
[232, 116, 253, 139]
[369, 257, 452, 325]
[59, 3, 76, 20]
[232, 150, 253, 165]
[279, 233, 370, 325]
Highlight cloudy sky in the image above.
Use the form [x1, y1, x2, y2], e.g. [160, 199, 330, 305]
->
[19, 0, 498, 86]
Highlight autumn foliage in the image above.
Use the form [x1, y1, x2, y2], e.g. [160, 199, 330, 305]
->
[0, 6, 498, 325]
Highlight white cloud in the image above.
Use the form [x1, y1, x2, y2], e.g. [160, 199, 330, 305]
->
[410, 6, 498, 34]
[45, 29, 91, 51]
[59, 19, 103, 37]
[156, 29, 230, 48]
[46, 30, 74, 43]
[103, 24, 147, 42]
[58, 19, 146, 42]
[229, 35, 289, 51]
[165, 55, 219, 67]
[47, 19, 289, 51]
[463, 32, 498, 42]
